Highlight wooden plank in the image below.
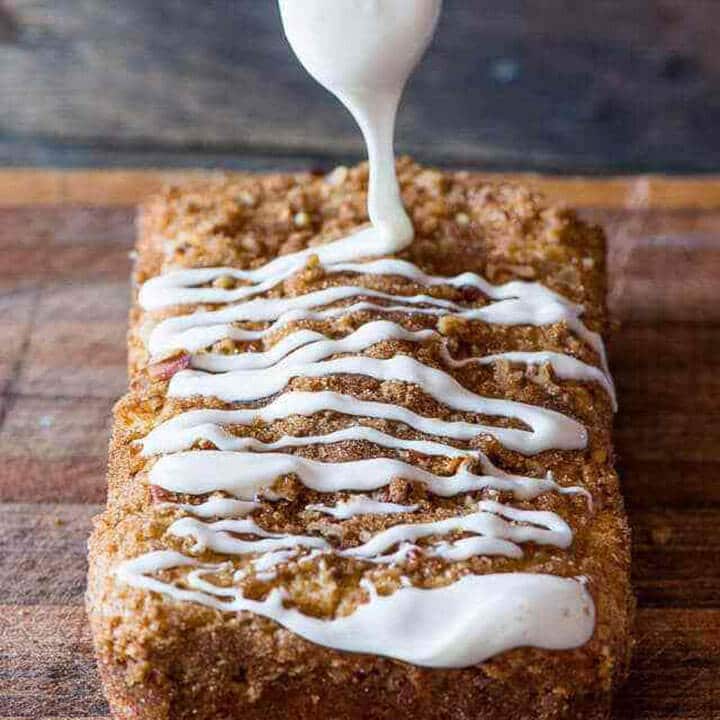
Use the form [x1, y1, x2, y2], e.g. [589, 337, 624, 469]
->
[0, 606, 106, 716]
[0, 207, 133, 291]
[612, 326, 720, 409]
[3, 171, 720, 210]
[15, 283, 128, 400]
[0, 137, 345, 174]
[584, 207, 720, 237]
[54, 174, 720, 211]
[0, 397, 112, 503]
[0, 504, 99, 605]
[0, 170, 64, 207]
[600, 207, 720, 323]
[0, 293, 35, 395]
[0, 207, 134, 251]
[609, 248, 720, 325]
[1, 606, 717, 719]
[632, 510, 720, 608]
[613, 609, 720, 719]
[2, 2, 720, 172]
[620, 460, 720, 509]
[612, 325, 720, 468]
[59, 171, 218, 208]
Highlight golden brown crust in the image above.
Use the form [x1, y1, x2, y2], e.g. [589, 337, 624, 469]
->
[87, 159, 633, 720]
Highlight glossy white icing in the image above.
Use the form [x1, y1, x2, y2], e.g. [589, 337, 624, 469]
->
[145, 280, 599, 357]
[169, 497, 258, 519]
[170, 516, 331, 555]
[141, 388, 583, 461]
[117, 551, 595, 668]
[182, 319, 614, 407]
[140, 257, 575, 312]
[149, 450, 578, 502]
[307, 496, 419, 519]
[163, 497, 571, 564]
[168, 353, 587, 454]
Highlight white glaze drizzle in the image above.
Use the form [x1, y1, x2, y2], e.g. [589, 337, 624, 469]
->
[167, 497, 259, 519]
[140, 258, 575, 312]
[144, 418, 590, 502]
[149, 450, 579, 502]
[252, 549, 298, 573]
[349, 499, 571, 553]
[141, 388, 581, 460]
[116, 0, 607, 667]
[146, 281, 601, 358]
[184, 318, 614, 403]
[117, 551, 595, 668]
[168, 353, 587, 454]
[144, 278, 612, 406]
[171, 516, 331, 555]
[166, 500, 570, 567]
[307, 496, 419, 519]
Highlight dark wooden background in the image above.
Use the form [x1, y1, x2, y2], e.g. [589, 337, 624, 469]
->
[1, 0, 719, 173]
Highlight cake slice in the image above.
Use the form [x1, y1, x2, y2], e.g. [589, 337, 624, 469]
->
[87, 159, 633, 720]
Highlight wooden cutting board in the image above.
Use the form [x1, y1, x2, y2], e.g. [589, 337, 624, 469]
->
[0, 170, 718, 719]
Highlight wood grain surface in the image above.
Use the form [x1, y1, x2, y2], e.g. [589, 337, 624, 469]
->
[1, 1, 719, 173]
[0, 170, 719, 719]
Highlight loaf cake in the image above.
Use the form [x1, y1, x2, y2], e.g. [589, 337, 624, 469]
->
[86, 159, 633, 719]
